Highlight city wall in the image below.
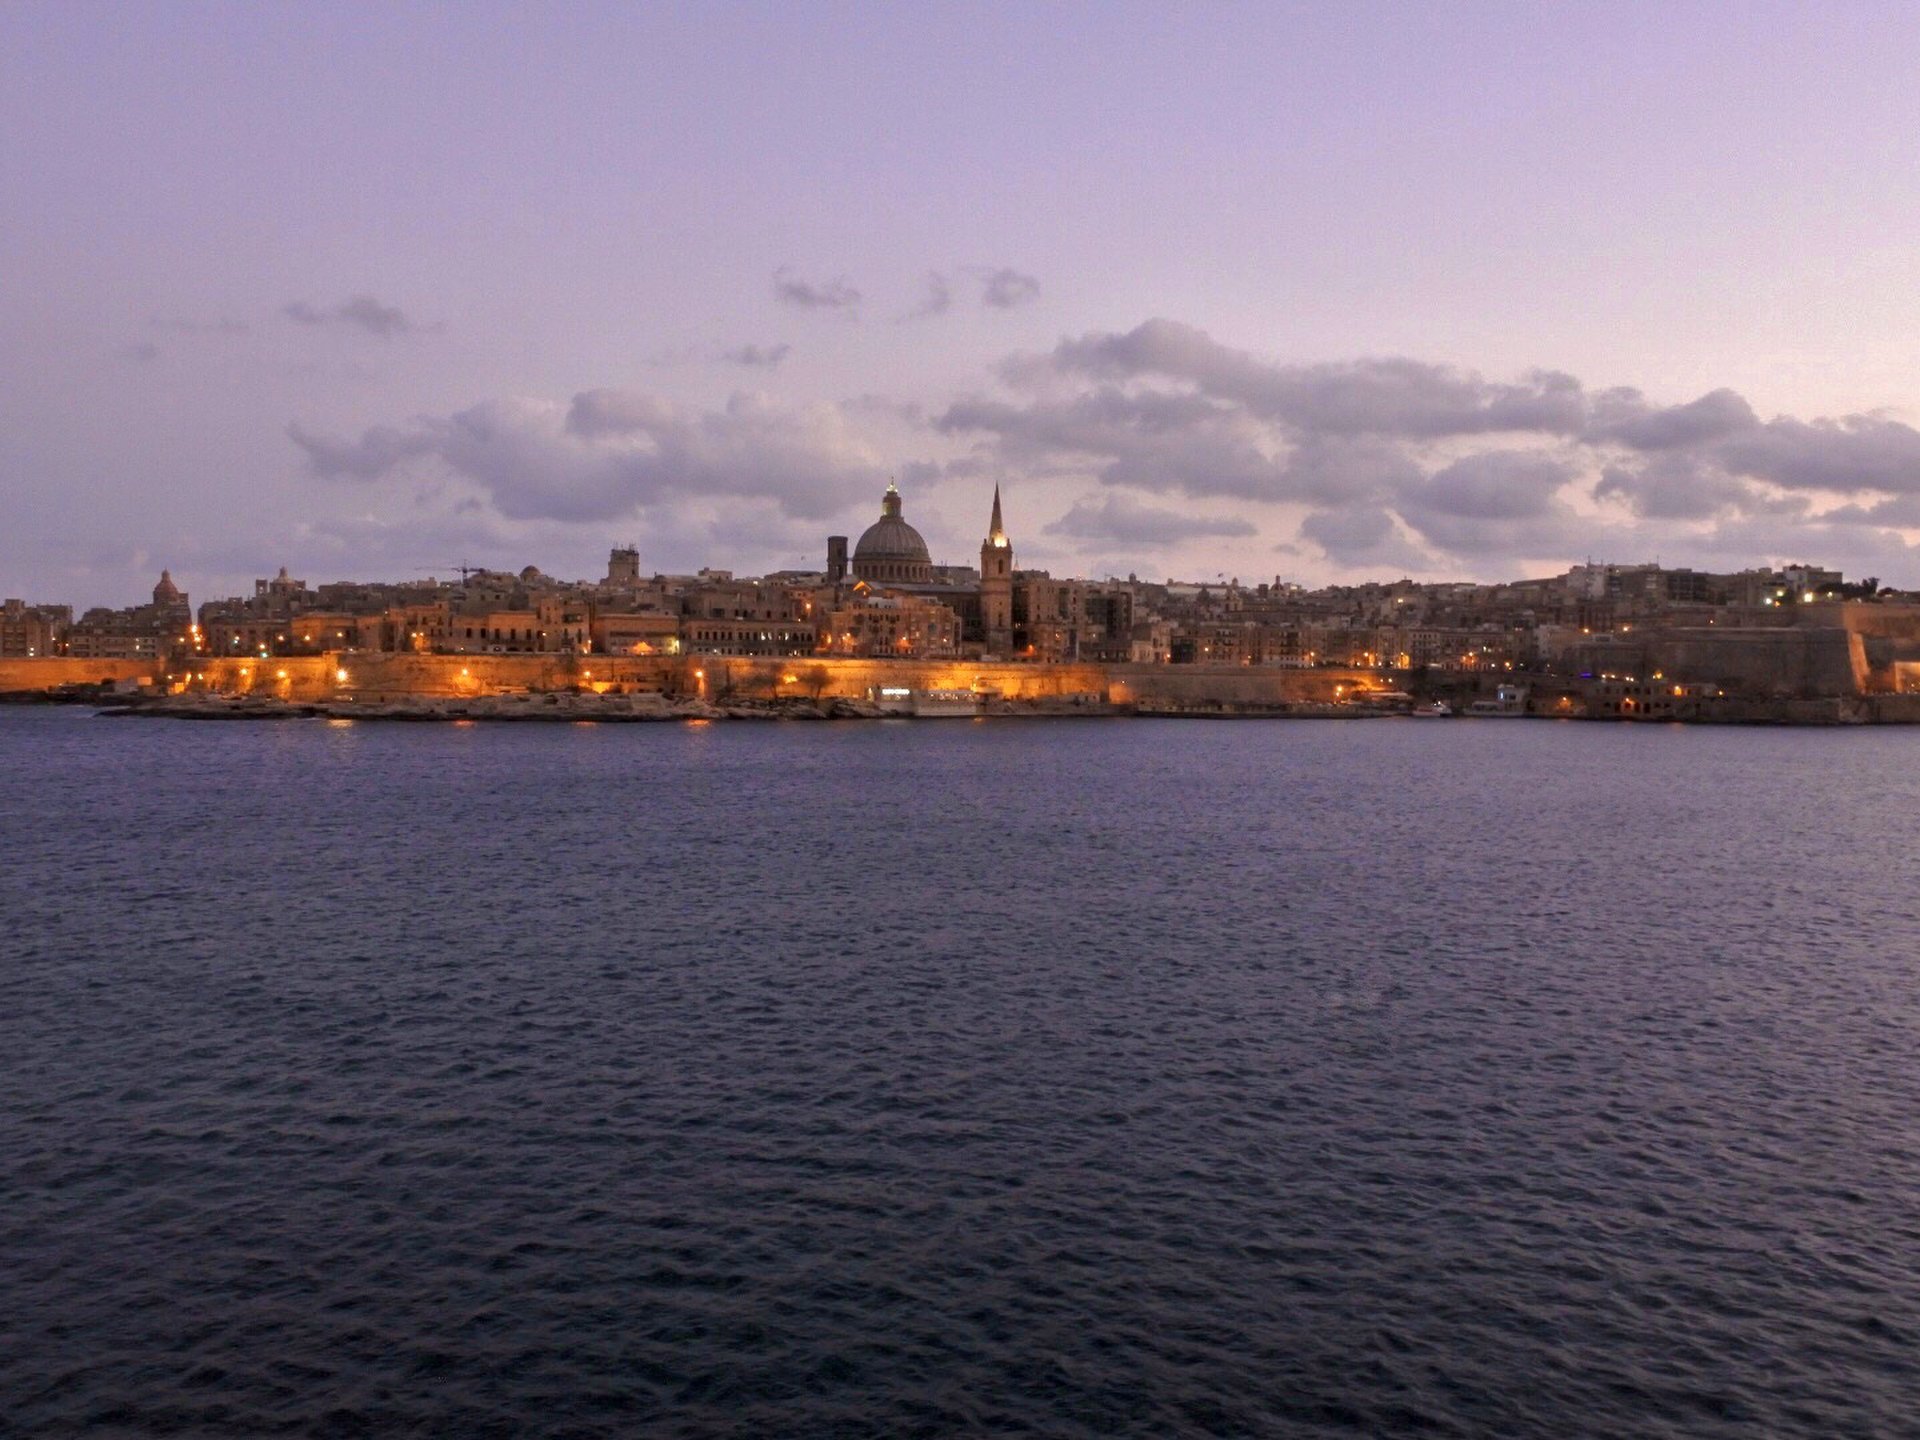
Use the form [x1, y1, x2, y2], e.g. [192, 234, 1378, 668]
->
[71, 652, 1372, 707]
[1646, 627, 1868, 697]
[16, 644, 1895, 706]
[0, 657, 156, 692]
[172, 652, 1367, 710]
[1805, 603, 1920, 687]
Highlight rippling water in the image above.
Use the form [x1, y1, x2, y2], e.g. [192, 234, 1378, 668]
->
[5, 707, 1920, 1437]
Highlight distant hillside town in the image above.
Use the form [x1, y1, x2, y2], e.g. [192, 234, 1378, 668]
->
[7, 483, 1920, 710]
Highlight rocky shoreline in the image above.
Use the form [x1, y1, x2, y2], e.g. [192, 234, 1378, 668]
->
[9, 683, 1916, 725]
[89, 692, 1096, 722]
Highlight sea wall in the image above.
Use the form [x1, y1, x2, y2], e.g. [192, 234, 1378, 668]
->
[189, 653, 672, 701]
[1108, 665, 1363, 706]
[0, 657, 156, 692]
[146, 653, 1371, 707]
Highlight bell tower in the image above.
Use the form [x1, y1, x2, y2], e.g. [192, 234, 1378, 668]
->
[980, 485, 1014, 654]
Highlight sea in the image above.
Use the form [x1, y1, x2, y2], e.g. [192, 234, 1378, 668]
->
[4, 706, 1919, 1438]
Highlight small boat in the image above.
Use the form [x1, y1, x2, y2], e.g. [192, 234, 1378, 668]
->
[1409, 700, 1453, 717]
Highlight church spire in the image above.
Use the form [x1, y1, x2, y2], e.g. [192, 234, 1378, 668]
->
[979, 483, 1014, 653]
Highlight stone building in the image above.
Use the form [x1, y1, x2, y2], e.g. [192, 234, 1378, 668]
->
[820, 589, 961, 657]
[66, 572, 192, 659]
[0, 599, 70, 658]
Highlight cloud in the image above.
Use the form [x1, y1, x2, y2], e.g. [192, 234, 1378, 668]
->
[772, 267, 861, 317]
[901, 271, 953, 321]
[1277, 435, 1425, 506]
[1393, 452, 1588, 559]
[126, 342, 161, 364]
[1594, 454, 1773, 521]
[942, 318, 1920, 577]
[977, 267, 1041, 309]
[1717, 415, 1920, 494]
[288, 317, 1920, 585]
[291, 389, 887, 523]
[938, 387, 1295, 502]
[284, 294, 420, 338]
[721, 342, 791, 369]
[1025, 319, 1588, 438]
[1815, 493, 1920, 529]
[1590, 387, 1758, 450]
[1046, 492, 1256, 546]
[289, 419, 444, 480]
[1298, 508, 1431, 572]
[1405, 452, 1574, 522]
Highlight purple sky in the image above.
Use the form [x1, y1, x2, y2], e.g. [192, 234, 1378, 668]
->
[7, 1, 1920, 607]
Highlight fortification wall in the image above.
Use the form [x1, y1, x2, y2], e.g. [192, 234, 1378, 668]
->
[1798, 601, 1920, 641]
[0, 657, 155, 691]
[1648, 627, 1866, 697]
[699, 656, 1114, 702]
[195, 653, 679, 701]
[1107, 665, 1364, 706]
[169, 652, 1370, 706]
[691, 657, 1363, 705]
[1806, 604, 1920, 687]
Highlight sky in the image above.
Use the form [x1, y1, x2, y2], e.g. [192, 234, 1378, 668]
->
[7, 1, 1920, 608]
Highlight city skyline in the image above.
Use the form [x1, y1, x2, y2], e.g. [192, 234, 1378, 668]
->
[6, 468, 1899, 621]
[9, 470, 1890, 684]
[9, 3, 1920, 606]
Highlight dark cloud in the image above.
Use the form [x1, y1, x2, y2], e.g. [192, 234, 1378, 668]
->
[772, 268, 861, 317]
[284, 294, 419, 338]
[1046, 492, 1255, 546]
[721, 342, 791, 369]
[978, 267, 1040, 309]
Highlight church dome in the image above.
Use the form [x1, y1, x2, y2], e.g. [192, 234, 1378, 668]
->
[152, 569, 181, 604]
[852, 483, 933, 584]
